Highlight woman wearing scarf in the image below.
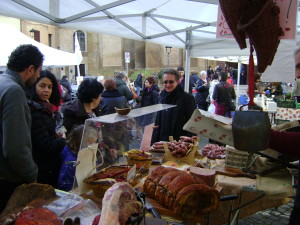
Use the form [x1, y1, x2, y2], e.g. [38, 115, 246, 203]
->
[27, 70, 66, 188]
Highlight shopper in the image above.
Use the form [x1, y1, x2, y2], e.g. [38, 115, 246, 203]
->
[195, 70, 209, 110]
[0, 44, 43, 212]
[212, 72, 236, 118]
[151, 68, 196, 143]
[27, 70, 66, 188]
[61, 78, 104, 134]
[101, 78, 129, 115]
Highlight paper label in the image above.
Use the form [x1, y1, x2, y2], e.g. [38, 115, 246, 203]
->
[127, 164, 136, 181]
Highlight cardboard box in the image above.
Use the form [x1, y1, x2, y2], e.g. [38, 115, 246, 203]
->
[183, 109, 233, 146]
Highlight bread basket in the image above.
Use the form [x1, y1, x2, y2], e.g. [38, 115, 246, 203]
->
[125, 150, 153, 172]
[83, 165, 139, 198]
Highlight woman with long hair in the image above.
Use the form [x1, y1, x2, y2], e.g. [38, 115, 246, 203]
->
[27, 70, 66, 187]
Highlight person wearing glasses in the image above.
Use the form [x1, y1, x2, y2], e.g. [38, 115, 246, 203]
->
[151, 68, 196, 144]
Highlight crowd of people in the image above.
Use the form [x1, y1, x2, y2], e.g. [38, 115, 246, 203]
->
[1, 44, 300, 225]
[0, 44, 238, 212]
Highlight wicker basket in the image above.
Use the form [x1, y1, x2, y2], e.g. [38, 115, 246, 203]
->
[127, 157, 152, 171]
[225, 146, 257, 169]
[125, 150, 153, 172]
[83, 165, 138, 198]
[163, 142, 198, 165]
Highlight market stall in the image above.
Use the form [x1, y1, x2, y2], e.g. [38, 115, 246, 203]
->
[0, 105, 295, 225]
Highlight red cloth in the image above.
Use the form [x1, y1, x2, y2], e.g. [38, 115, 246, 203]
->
[269, 130, 300, 157]
[248, 42, 255, 106]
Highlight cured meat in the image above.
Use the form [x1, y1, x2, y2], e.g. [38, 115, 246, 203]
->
[143, 166, 220, 218]
[0, 183, 56, 218]
[201, 144, 226, 159]
[189, 167, 216, 187]
[99, 182, 142, 225]
[15, 207, 62, 225]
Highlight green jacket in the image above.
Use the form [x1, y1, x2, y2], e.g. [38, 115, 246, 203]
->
[115, 78, 134, 101]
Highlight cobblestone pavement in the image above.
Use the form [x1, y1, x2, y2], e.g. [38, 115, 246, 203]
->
[237, 200, 294, 225]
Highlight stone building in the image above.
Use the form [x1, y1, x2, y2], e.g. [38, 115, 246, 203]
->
[1, 15, 217, 82]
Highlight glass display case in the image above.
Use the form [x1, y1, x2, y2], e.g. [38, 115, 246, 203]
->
[75, 104, 175, 194]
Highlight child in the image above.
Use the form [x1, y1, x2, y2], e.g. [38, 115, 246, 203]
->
[57, 125, 84, 191]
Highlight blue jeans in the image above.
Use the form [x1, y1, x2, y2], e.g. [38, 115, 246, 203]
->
[135, 86, 141, 96]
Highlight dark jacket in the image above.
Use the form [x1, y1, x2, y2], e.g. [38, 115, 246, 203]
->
[152, 84, 160, 93]
[134, 74, 143, 88]
[195, 79, 209, 110]
[28, 100, 66, 187]
[151, 85, 196, 143]
[60, 77, 72, 102]
[212, 81, 236, 104]
[179, 75, 193, 94]
[115, 78, 134, 101]
[101, 89, 129, 115]
[141, 86, 159, 107]
[190, 73, 199, 88]
[61, 99, 102, 133]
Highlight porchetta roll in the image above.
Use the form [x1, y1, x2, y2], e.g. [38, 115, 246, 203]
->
[174, 183, 220, 216]
[143, 167, 220, 218]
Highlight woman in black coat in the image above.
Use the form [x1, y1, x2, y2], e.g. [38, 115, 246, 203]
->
[195, 71, 209, 110]
[141, 76, 159, 107]
[101, 78, 129, 115]
[138, 77, 159, 127]
[61, 79, 104, 134]
[27, 70, 66, 188]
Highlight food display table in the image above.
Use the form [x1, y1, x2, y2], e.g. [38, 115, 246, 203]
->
[76, 162, 294, 225]
[276, 107, 300, 121]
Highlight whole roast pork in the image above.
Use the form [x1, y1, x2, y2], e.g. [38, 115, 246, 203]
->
[143, 166, 220, 218]
[99, 182, 142, 225]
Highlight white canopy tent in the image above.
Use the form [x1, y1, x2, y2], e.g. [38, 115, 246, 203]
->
[0, 0, 299, 83]
[0, 23, 82, 67]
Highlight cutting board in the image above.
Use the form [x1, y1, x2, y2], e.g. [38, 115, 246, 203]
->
[213, 165, 256, 179]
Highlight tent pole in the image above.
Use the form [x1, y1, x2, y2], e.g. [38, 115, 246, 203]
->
[236, 58, 241, 108]
[184, 30, 191, 93]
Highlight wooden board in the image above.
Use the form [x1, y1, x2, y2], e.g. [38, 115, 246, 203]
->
[146, 197, 204, 223]
[213, 165, 256, 179]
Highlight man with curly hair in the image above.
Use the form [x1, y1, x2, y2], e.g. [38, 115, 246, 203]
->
[0, 44, 44, 212]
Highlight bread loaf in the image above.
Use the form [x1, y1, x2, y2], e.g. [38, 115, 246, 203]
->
[143, 166, 219, 218]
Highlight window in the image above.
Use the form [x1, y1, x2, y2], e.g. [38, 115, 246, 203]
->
[73, 30, 86, 52]
[33, 30, 40, 42]
[48, 34, 52, 47]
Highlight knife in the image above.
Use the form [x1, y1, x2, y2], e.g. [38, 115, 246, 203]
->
[145, 197, 161, 219]
[135, 188, 161, 219]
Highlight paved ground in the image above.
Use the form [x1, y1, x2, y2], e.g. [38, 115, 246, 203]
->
[197, 136, 294, 225]
[237, 200, 293, 225]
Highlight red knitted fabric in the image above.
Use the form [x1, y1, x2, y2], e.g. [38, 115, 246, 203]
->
[269, 130, 300, 157]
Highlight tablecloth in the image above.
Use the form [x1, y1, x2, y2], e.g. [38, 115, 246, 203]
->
[276, 107, 300, 121]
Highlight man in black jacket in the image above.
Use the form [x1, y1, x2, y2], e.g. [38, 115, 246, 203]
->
[151, 68, 196, 143]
